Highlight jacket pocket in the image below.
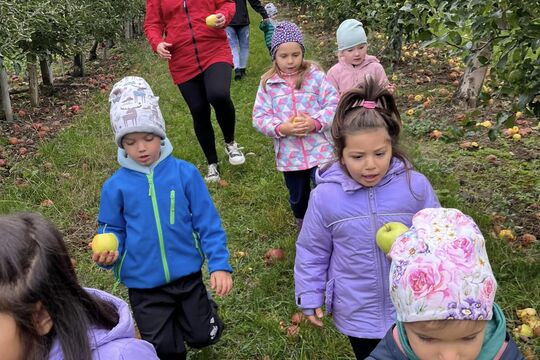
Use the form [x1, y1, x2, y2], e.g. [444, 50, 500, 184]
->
[169, 190, 175, 225]
[325, 278, 335, 314]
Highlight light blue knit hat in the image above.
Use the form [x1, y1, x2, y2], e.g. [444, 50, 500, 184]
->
[336, 19, 367, 51]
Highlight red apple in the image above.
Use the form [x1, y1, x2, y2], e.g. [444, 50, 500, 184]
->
[264, 248, 285, 265]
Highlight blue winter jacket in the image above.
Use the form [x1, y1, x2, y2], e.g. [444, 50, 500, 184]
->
[98, 139, 232, 289]
[295, 159, 440, 339]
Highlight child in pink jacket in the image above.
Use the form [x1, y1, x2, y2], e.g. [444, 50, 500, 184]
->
[327, 19, 395, 97]
[252, 21, 338, 230]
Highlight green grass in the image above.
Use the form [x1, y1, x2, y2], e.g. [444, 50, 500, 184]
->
[1, 8, 538, 359]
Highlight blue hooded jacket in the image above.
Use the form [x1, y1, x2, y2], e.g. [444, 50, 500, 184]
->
[98, 139, 232, 289]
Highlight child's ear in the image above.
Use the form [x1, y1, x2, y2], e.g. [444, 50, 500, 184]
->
[33, 302, 53, 336]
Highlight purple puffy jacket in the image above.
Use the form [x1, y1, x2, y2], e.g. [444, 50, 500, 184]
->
[294, 159, 440, 338]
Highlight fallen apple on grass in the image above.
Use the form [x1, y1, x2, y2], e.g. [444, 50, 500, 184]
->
[91, 233, 118, 253]
[376, 222, 409, 254]
[264, 248, 285, 265]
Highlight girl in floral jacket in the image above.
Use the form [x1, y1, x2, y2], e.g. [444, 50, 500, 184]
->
[252, 22, 338, 229]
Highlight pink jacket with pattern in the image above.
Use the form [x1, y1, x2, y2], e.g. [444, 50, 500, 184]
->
[252, 65, 338, 172]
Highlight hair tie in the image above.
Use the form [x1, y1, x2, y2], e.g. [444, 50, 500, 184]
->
[362, 100, 377, 109]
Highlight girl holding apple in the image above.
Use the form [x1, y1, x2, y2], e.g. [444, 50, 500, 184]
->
[294, 77, 439, 359]
[0, 212, 158, 360]
[252, 21, 339, 230]
[144, 0, 245, 183]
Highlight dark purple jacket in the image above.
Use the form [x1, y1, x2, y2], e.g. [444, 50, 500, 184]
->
[48, 288, 158, 359]
[294, 159, 440, 338]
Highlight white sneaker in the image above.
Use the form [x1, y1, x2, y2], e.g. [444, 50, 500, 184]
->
[205, 163, 220, 182]
[224, 141, 245, 165]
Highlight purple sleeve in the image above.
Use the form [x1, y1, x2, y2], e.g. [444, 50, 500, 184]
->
[294, 190, 332, 310]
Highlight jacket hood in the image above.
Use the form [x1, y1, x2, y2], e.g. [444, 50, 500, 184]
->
[316, 158, 407, 192]
[338, 54, 380, 70]
[117, 137, 173, 174]
[48, 288, 137, 359]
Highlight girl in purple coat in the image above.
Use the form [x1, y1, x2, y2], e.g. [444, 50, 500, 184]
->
[0, 213, 158, 360]
[294, 77, 440, 359]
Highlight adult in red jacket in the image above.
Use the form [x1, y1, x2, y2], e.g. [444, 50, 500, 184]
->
[145, 0, 245, 182]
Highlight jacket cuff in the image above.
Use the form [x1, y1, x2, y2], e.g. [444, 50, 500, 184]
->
[296, 293, 324, 309]
[313, 119, 322, 132]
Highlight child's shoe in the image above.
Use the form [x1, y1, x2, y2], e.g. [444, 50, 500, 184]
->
[234, 68, 242, 81]
[224, 141, 245, 165]
[205, 163, 220, 182]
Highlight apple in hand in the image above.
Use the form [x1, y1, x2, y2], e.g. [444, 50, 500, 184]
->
[206, 14, 218, 28]
[91, 233, 118, 253]
[376, 222, 409, 254]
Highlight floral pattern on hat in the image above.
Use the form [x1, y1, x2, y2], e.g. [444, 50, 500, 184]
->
[389, 208, 497, 322]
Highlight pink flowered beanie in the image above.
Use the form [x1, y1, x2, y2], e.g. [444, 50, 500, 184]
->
[389, 208, 497, 322]
[270, 21, 305, 60]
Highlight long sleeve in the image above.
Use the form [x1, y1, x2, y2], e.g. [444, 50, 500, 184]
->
[294, 190, 333, 310]
[215, 0, 236, 24]
[252, 83, 282, 138]
[144, 0, 165, 52]
[248, 0, 268, 18]
[325, 66, 341, 95]
[310, 70, 339, 132]
[97, 182, 127, 268]
[184, 163, 232, 274]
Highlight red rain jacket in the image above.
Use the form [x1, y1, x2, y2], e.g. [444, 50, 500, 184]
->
[144, 0, 235, 84]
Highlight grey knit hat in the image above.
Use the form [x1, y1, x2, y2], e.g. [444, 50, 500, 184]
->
[109, 76, 166, 148]
[270, 21, 305, 60]
[337, 19, 367, 51]
[265, 2, 277, 18]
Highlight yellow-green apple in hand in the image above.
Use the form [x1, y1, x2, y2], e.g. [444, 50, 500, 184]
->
[376, 222, 409, 254]
[90, 233, 119, 266]
[206, 13, 225, 28]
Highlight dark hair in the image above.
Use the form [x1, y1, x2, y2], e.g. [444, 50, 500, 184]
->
[331, 75, 408, 165]
[0, 213, 119, 360]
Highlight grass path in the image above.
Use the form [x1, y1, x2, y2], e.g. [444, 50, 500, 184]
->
[0, 8, 538, 359]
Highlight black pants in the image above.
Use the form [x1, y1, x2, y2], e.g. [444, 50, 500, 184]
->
[348, 337, 381, 359]
[283, 167, 317, 219]
[178, 62, 236, 165]
[128, 272, 223, 360]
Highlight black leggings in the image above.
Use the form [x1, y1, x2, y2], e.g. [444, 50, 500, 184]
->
[348, 337, 380, 359]
[178, 62, 236, 164]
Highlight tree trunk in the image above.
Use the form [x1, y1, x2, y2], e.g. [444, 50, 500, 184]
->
[39, 53, 54, 86]
[124, 19, 132, 40]
[453, 41, 492, 108]
[89, 40, 99, 61]
[0, 57, 14, 122]
[27, 53, 39, 107]
[73, 53, 85, 77]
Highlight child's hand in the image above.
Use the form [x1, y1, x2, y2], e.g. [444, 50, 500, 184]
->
[306, 307, 324, 327]
[296, 113, 317, 134]
[91, 250, 119, 266]
[214, 13, 226, 29]
[280, 115, 316, 137]
[210, 271, 233, 297]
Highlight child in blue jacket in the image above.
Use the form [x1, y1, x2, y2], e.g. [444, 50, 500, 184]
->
[92, 76, 233, 360]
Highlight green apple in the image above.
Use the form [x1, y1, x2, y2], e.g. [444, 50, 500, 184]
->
[206, 14, 218, 28]
[376, 222, 409, 254]
[91, 233, 118, 253]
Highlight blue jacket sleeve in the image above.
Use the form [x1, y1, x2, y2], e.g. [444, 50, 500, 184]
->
[96, 180, 127, 269]
[183, 164, 232, 274]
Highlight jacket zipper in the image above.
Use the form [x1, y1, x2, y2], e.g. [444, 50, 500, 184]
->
[147, 173, 171, 283]
[290, 83, 309, 169]
[192, 231, 204, 258]
[113, 249, 128, 287]
[170, 190, 175, 225]
[183, 0, 204, 73]
[368, 188, 386, 328]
